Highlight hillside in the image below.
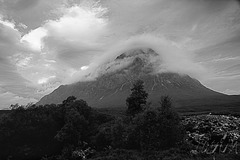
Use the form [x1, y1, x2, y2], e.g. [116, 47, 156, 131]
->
[37, 48, 240, 110]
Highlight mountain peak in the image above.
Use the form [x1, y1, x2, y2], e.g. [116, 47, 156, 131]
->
[37, 48, 231, 108]
[116, 48, 158, 60]
[92, 48, 160, 79]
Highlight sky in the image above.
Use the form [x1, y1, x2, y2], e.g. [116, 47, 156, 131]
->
[0, 0, 240, 109]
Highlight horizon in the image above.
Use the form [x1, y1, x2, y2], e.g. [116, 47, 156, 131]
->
[1, 0, 240, 109]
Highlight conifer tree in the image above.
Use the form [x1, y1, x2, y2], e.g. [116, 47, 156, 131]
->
[126, 80, 148, 116]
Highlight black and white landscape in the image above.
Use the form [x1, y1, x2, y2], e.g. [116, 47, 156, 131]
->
[38, 48, 240, 112]
[0, 0, 240, 160]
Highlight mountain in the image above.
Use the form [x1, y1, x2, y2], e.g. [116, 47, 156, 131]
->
[37, 48, 240, 110]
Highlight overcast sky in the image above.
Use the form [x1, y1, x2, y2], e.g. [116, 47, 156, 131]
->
[0, 0, 240, 109]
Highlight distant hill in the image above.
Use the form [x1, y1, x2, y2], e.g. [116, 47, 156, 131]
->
[37, 48, 240, 111]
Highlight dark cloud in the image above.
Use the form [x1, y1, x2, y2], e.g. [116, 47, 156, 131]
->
[3, 0, 40, 10]
[0, 0, 65, 31]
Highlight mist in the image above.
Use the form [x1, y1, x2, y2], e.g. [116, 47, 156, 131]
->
[66, 34, 208, 84]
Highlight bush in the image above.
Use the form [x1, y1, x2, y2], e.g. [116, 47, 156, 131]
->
[0, 96, 113, 160]
[94, 96, 184, 152]
[128, 96, 184, 151]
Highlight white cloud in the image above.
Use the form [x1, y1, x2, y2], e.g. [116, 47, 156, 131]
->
[81, 66, 89, 70]
[18, 23, 28, 29]
[0, 18, 16, 30]
[0, 17, 21, 47]
[224, 89, 240, 95]
[38, 76, 56, 84]
[21, 27, 47, 51]
[45, 5, 108, 42]
[66, 34, 208, 83]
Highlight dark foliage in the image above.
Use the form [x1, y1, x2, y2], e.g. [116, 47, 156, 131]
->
[89, 149, 240, 160]
[0, 93, 239, 160]
[0, 103, 63, 160]
[126, 79, 148, 116]
[128, 96, 184, 151]
[0, 96, 113, 160]
[92, 96, 184, 152]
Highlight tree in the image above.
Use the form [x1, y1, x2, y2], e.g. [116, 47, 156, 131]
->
[160, 96, 173, 114]
[55, 98, 91, 146]
[62, 96, 76, 105]
[126, 80, 148, 116]
[159, 96, 180, 123]
[130, 97, 184, 151]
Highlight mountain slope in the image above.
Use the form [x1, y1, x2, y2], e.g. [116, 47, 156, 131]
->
[37, 48, 240, 109]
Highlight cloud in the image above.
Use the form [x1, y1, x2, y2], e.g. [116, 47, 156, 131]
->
[45, 5, 108, 42]
[18, 0, 240, 86]
[0, 17, 40, 104]
[38, 75, 56, 84]
[0, 0, 240, 108]
[0, 0, 67, 33]
[21, 27, 47, 51]
[0, 89, 37, 109]
[0, 18, 20, 46]
[203, 74, 240, 95]
[14, 0, 240, 85]
[67, 34, 208, 83]
[2, 0, 41, 10]
[20, 3, 108, 67]
[224, 89, 240, 95]
[102, 0, 239, 40]
[0, 18, 27, 86]
[11, 2, 108, 92]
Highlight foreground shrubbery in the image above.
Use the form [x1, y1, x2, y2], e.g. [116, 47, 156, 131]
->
[0, 96, 113, 160]
[95, 97, 184, 152]
[0, 80, 239, 160]
[0, 95, 186, 160]
[1, 96, 240, 160]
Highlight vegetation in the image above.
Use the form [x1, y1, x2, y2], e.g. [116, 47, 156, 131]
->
[126, 79, 148, 116]
[0, 80, 239, 160]
[0, 97, 113, 160]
